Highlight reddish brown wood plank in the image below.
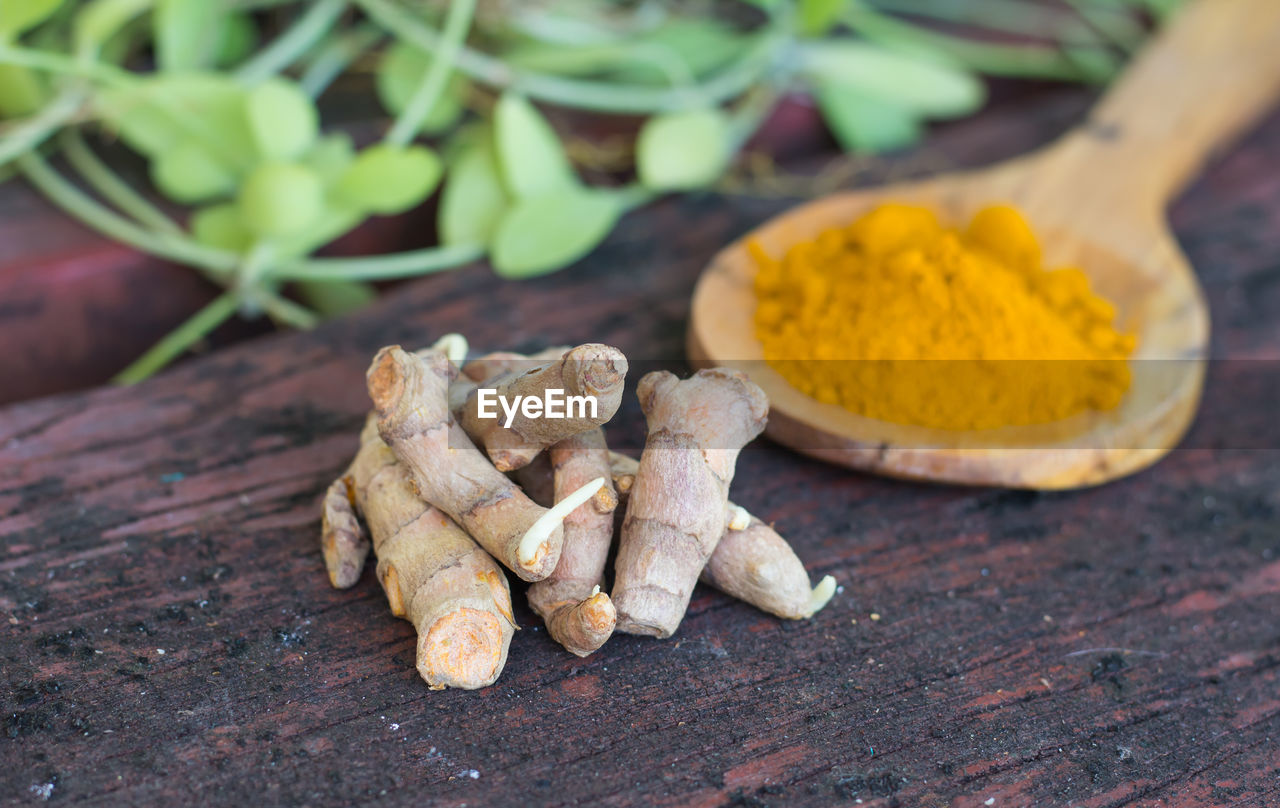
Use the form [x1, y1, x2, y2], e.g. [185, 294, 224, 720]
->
[2, 90, 1279, 807]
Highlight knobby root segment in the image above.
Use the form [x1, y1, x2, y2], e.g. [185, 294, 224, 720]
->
[454, 343, 628, 471]
[366, 344, 565, 581]
[612, 369, 769, 638]
[609, 451, 837, 621]
[319, 415, 516, 689]
[524, 428, 620, 656]
[461, 346, 570, 384]
[704, 513, 838, 620]
[321, 475, 368, 589]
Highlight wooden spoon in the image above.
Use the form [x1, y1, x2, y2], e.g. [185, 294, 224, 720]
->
[688, 0, 1280, 489]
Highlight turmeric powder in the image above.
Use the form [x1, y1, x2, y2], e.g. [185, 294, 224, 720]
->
[752, 203, 1136, 431]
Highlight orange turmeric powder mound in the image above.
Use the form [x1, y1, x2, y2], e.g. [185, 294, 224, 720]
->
[752, 203, 1136, 431]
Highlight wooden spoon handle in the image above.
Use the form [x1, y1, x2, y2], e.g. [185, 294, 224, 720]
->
[1036, 0, 1280, 217]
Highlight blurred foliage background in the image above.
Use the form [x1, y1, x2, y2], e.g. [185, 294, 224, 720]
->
[0, 0, 1182, 380]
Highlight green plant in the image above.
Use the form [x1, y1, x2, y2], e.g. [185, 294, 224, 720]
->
[0, 0, 1177, 382]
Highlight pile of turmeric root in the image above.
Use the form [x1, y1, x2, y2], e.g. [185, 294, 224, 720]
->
[320, 335, 836, 689]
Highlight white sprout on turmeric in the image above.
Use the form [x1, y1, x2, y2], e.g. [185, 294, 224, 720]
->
[518, 476, 606, 566]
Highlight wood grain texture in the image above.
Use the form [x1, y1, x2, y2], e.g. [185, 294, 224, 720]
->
[2, 90, 1279, 807]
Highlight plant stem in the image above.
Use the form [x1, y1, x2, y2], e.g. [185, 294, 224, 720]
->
[233, 241, 276, 299]
[1062, 0, 1145, 53]
[357, 0, 789, 113]
[870, 0, 1089, 41]
[74, 0, 152, 62]
[112, 292, 239, 384]
[59, 129, 182, 235]
[385, 0, 475, 146]
[510, 3, 668, 46]
[299, 24, 382, 97]
[0, 86, 86, 167]
[224, 0, 301, 9]
[272, 243, 484, 281]
[260, 292, 320, 329]
[615, 184, 654, 214]
[17, 152, 238, 278]
[0, 43, 136, 86]
[726, 84, 784, 155]
[236, 0, 348, 84]
[844, 2, 1117, 82]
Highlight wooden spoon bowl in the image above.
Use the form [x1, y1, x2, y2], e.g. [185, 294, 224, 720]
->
[689, 0, 1280, 489]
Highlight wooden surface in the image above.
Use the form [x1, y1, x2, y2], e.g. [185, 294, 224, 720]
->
[3, 87, 1280, 807]
[690, 0, 1280, 490]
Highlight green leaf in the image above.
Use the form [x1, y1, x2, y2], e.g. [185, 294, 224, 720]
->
[814, 81, 922, 153]
[636, 108, 731, 191]
[800, 41, 985, 119]
[155, 0, 222, 71]
[152, 140, 237, 203]
[440, 122, 488, 164]
[74, 0, 151, 55]
[799, 0, 846, 36]
[0, 65, 47, 118]
[508, 20, 752, 87]
[333, 144, 443, 216]
[439, 135, 508, 247]
[608, 20, 750, 85]
[294, 279, 378, 317]
[191, 203, 252, 252]
[237, 162, 324, 238]
[97, 75, 255, 169]
[491, 188, 620, 278]
[97, 88, 177, 156]
[493, 92, 576, 199]
[504, 42, 626, 77]
[213, 12, 257, 67]
[0, 0, 63, 37]
[245, 78, 318, 161]
[273, 206, 362, 258]
[304, 133, 355, 184]
[375, 41, 466, 135]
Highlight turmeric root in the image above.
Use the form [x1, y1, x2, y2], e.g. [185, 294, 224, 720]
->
[525, 428, 619, 656]
[612, 369, 769, 638]
[449, 349, 558, 416]
[321, 476, 368, 590]
[321, 416, 516, 689]
[454, 343, 628, 471]
[367, 345, 603, 581]
[459, 346, 570, 385]
[609, 452, 836, 621]
[702, 514, 837, 620]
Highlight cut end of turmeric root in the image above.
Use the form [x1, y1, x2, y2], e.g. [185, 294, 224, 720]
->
[545, 589, 617, 657]
[613, 584, 684, 639]
[565, 343, 629, 398]
[419, 608, 508, 690]
[366, 346, 412, 417]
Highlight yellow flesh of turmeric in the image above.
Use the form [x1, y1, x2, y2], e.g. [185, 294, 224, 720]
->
[753, 204, 1136, 431]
